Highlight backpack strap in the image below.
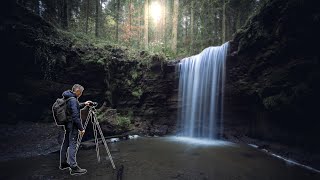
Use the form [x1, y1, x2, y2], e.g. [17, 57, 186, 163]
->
[65, 97, 76, 118]
[66, 97, 76, 102]
[65, 97, 76, 108]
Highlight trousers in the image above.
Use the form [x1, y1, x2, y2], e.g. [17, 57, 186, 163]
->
[60, 121, 79, 167]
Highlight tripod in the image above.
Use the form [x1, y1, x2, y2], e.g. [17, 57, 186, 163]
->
[76, 105, 116, 170]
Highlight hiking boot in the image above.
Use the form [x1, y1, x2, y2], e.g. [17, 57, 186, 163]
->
[70, 165, 87, 175]
[59, 162, 70, 170]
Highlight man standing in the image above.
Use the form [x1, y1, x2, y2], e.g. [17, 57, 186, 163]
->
[59, 84, 92, 175]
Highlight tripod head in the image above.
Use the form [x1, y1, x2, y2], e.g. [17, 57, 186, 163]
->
[89, 101, 98, 107]
[87, 102, 98, 112]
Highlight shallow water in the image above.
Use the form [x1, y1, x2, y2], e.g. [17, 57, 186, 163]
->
[1, 136, 319, 180]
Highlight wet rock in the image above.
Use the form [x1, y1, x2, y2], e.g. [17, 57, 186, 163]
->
[150, 125, 169, 136]
[225, 0, 320, 152]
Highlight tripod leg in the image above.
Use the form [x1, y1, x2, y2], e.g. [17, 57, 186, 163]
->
[93, 120, 101, 162]
[94, 115, 116, 169]
[76, 111, 91, 152]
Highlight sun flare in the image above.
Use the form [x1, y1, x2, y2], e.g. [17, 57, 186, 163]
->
[150, 1, 162, 23]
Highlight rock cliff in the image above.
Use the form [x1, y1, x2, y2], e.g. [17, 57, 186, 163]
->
[225, 0, 320, 152]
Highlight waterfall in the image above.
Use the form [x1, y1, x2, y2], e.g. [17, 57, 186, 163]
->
[177, 42, 229, 139]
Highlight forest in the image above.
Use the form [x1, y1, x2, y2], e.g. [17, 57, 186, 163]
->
[3, 0, 320, 179]
[18, 0, 265, 57]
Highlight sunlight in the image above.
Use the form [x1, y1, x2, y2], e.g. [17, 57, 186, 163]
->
[150, 1, 162, 24]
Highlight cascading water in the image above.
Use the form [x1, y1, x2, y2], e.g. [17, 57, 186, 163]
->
[177, 42, 229, 140]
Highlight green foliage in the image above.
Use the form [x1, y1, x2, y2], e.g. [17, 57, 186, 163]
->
[97, 58, 105, 65]
[127, 110, 134, 118]
[131, 71, 139, 80]
[132, 88, 143, 99]
[58, 30, 92, 46]
[59, 29, 117, 49]
[116, 115, 131, 129]
[96, 111, 107, 123]
[126, 79, 133, 86]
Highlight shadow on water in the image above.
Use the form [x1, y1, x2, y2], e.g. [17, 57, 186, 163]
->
[0, 136, 319, 180]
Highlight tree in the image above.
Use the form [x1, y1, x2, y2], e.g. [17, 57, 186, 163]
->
[85, 0, 90, 34]
[183, 2, 189, 46]
[129, 0, 132, 43]
[95, 0, 100, 37]
[138, 0, 143, 48]
[164, 0, 170, 49]
[171, 0, 179, 54]
[61, 0, 69, 30]
[222, 0, 226, 43]
[160, 0, 166, 44]
[116, 0, 121, 41]
[190, 0, 194, 53]
[144, 0, 149, 49]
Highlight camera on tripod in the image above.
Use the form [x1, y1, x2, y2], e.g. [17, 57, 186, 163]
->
[88, 101, 98, 107]
[77, 101, 116, 169]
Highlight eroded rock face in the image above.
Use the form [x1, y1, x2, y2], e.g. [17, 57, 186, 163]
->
[225, 0, 320, 151]
[96, 54, 178, 136]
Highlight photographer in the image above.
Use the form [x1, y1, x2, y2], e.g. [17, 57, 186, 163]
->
[59, 84, 93, 175]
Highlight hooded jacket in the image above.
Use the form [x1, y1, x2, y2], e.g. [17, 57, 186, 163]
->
[62, 90, 85, 131]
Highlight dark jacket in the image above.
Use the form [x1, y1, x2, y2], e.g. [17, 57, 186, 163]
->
[62, 90, 85, 131]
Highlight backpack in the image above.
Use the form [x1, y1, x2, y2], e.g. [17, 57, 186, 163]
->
[52, 97, 75, 126]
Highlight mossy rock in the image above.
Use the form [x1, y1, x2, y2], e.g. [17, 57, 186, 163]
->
[116, 115, 131, 130]
[263, 92, 293, 111]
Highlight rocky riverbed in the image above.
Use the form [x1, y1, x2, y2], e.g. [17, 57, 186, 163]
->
[0, 122, 62, 161]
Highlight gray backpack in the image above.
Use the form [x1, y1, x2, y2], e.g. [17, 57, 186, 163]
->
[52, 97, 75, 126]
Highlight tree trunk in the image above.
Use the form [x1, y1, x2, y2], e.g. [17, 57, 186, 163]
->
[160, 0, 166, 44]
[129, 0, 132, 43]
[116, 0, 120, 42]
[67, 0, 72, 27]
[61, 0, 68, 30]
[144, 0, 149, 49]
[164, 0, 168, 49]
[50, 0, 56, 22]
[138, 0, 141, 48]
[184, 6, 188, 45]
[171, 0, 179, 54]
[190, 0, 194, 53]
[222, 0, 226, 43]
[95, 0, 100, 38]
[199, 0, 205, 49]
[85, 0, 89, 34]
[212, 9, 216, 45]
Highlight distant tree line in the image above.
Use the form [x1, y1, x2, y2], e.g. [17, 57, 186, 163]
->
[16, 0, 266, 57]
